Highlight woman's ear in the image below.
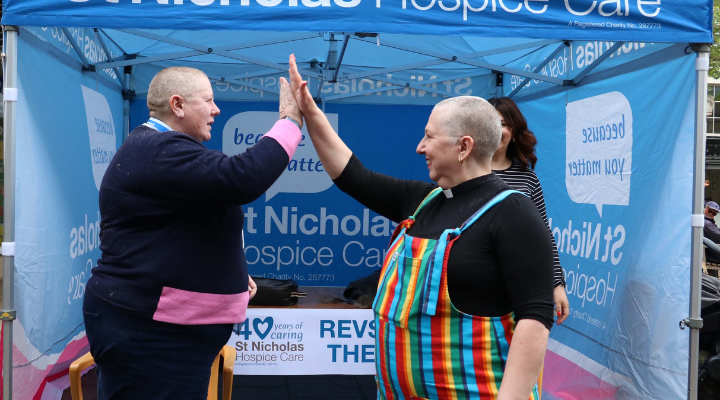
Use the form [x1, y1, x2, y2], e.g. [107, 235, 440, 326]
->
[458, 136, 475, 161]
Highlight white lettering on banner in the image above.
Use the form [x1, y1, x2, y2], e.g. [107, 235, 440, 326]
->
[244, 240, 389, 271]
[72, 0, 664, 21]
[229, 309, 375, 375]
[566, 92, 632, 217]
[573, 42, 646, 69]
[549, 217, 623, 321]
[242, 206, 397, 270]
[564, 0, 660, 17]
[525, 0, 548, 14]
[70, 212, 102, 259]
[254, 206, 393, 237]
[244, 240, 334, 271]
[565, 267, 618, 310]
[509, 55, 567, 92]
[565, 0, 596, 16]
[569, 309, 607, 329]
[508, 42, 649, 93]
[548, 219, 625, 266]
[215, 75, 473, 100]
[67, 259, 93, 305]
[343, 241, 389, 268]
[321, 75, 472, 97]
[637, 0, 661, 17]
[68, 211, 101, 306]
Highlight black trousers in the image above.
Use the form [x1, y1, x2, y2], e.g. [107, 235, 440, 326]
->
[83, 295, 233, 400]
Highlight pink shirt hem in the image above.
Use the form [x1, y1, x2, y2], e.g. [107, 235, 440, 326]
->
[153, 287, 249, 325]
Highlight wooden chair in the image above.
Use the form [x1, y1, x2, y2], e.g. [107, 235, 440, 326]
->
[69, 344, 236, 400]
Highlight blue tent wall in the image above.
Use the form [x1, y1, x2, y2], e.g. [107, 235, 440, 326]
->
[0, 1, 712, 396]
[10, 30, 124, 400]
[516, 45, 696, 399]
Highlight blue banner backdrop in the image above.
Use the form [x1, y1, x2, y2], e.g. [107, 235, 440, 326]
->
[3, 0, 713, 43]
[13, 32, 124, 400]
[518, 48, 694, 399]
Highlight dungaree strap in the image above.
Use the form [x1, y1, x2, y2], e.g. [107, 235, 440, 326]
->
[387, 187, 444, 246]
[422, 189, 524, 316]
[422, 226, 461, 315]
[375, 188, 446, 312]
[410, 187, 444, 221]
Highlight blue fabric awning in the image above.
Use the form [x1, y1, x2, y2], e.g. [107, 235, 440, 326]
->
[3, 0, 713, 43]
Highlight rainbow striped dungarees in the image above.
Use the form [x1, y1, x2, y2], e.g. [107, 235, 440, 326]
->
[373, 188, 540, 400]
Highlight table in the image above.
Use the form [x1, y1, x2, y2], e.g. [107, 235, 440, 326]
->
[228, 287, 375, 375]
[249, 286, 360, 309]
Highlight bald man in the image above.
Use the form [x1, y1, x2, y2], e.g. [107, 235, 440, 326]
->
[83, 67, 303, 400]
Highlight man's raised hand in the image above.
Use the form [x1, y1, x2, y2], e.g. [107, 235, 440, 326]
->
[278, 76, 303, 129]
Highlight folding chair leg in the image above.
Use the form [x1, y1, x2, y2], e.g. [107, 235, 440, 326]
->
[220, 345, 236, 400]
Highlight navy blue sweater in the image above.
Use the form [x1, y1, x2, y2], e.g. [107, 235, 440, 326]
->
[86, 123, 296, 324]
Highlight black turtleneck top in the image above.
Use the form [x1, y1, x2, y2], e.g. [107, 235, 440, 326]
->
[334, 154, 555, 330]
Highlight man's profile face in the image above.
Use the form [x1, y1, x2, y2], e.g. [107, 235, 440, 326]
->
[178, 77, 220, 143]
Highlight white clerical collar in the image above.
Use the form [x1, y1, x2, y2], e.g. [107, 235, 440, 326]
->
[443, 188, 453, 198]
[143, 117, 173, 132]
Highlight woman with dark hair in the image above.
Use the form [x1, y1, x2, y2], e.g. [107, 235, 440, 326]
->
[488, 97, 570, 325]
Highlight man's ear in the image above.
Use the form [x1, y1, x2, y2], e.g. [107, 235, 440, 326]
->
[169, 94, 184, 118]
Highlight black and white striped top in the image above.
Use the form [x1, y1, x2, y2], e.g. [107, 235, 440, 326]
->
[494, 161, 565, 288]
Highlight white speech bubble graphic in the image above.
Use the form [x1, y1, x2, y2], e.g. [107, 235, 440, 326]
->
[81, 85, 117, 191]
[566, 92, 632, 217]
[222, 111, 336, 201]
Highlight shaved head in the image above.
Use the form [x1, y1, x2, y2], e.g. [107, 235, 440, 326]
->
[147, 67, 210, 116]
[433, 96, 501, 162]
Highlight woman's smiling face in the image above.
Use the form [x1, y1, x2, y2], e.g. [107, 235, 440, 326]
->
[416, 108, 461, 188]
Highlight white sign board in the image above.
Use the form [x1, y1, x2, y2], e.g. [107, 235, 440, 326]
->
[566, 91, 633, 217]
[80, 85, 117, 191]
[228, 308, 376, 375]
[222, 111, 337, 201]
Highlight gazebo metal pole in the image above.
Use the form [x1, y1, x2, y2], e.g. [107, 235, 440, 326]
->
[688, 44, 711, 400]
[2, 25, 19, 400]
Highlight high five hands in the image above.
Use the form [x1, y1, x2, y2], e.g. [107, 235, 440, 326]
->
[278, 74, 304, 129]
[288, 54, 320, 117]
[277, 53, 323, 127]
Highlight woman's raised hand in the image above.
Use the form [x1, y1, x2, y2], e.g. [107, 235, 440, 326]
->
[286, 53, 352, 180]
[289, 54, 320, 117]
[279, 76, 303, 129]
